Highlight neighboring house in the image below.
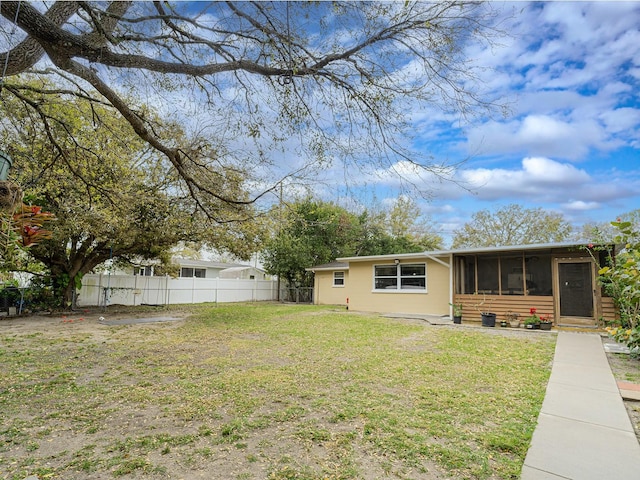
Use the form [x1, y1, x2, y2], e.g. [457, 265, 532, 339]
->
[128, 258, 261, 279]
[173, 259, 248, 279]
[307, 242, 617, 328]
[98, 258, 270, 281]
[218, 266, 271, 280]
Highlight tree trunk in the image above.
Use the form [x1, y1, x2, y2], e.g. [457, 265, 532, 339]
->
[61, 278, 76, 309]
[48, 265, 84, 310]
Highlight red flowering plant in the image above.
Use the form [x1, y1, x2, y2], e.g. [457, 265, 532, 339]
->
[539, 313, 553, 324]
[524, 307, 541, 326]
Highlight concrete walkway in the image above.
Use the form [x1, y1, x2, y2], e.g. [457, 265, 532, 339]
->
[521, 331, 640, 479]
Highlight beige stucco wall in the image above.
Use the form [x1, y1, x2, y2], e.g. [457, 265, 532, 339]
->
[313, 270, 349, 306]
[345, 258, 451, 315]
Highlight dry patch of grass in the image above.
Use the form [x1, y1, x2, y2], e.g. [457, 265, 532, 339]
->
[0, 304, 555, 479]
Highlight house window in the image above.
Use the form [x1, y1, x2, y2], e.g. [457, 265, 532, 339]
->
[333, 271, 345, 287]
[135, 266, 153, 276]
[181, 268, 206, 278]
[374, 264, 426, 291]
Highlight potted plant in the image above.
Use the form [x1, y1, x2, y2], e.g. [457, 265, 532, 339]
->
[524, 307, 541, 329]
[539, 314, 553, 331]
[473, 293, 496, 327]
[506, 311, 520, 328]
[481, 312, 497, 327]
[449, 302, 463, 324]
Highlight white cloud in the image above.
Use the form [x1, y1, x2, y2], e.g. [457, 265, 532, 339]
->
[445, 2, 640, 163]
[600, 108, 640, 134]
[456, 157, 622, 204]
[563, 200, 601, 211]
[466, 114, 610, 159]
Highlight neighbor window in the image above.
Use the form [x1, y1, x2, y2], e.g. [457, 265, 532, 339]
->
[374, 264, 426, 291]
[333, 271, 345, 286]
[135, 266, 153, 276]
[181, 267, 206, 278]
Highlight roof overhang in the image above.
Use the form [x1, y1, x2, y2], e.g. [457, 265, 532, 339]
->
[443, 241, 608, 255]
[337, 251, 450, 263]
[305, 262, 349, 273]
[334, 242, 611, 267]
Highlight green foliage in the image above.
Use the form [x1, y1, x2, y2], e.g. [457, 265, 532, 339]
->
[452, 204, 573, 248]
[262, 200, 361, 286]
[600, 219, 640, 354]
[1, 78, 259, 307]
[262, 198, 442, 286]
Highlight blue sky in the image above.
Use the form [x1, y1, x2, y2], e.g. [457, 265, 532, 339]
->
[316, 2, 640, 245]
[8, 2, 636, 248]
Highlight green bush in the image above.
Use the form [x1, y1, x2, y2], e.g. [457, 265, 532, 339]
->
[599, 219, 640, 354]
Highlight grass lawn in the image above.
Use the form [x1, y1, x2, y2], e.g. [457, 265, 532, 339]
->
[0, 304, 556, 479]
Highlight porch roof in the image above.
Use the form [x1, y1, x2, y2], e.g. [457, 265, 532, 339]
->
[337, 241, 603, 263]
[443, 241, 601, 256]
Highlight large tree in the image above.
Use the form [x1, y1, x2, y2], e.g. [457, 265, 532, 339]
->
[261, 197, 442, 287]
[0, 1, 499, 207]
[452, 204, 573, 248]
[1, 86, 258, 307]
[262, 200, 362, 287]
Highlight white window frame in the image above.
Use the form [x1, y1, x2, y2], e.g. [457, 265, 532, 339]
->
[373, 263, 427, 293]
[181, 267, 207, 278]
[333, 271, 345, 287]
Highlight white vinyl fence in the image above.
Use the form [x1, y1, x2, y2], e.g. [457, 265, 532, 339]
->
[78, 274, 278, 307]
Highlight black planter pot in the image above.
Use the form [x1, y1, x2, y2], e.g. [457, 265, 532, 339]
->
[481, 313, 496, 327]
[540, 322, 552, 331]
[453, 316, 462, 324]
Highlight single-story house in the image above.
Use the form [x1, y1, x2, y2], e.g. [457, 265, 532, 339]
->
[131, 259, 266, 279]
[306, 242, 617, 328]
[173, 259, 264, 279]
[218, 266, 271, 280]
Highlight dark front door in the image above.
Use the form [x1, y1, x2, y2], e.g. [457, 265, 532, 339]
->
[557, 260, 595, 325]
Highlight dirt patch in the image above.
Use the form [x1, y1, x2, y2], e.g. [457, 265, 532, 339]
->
[0, 306, 190, 336]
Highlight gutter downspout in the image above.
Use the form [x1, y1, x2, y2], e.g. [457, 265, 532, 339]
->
[448, 253, 453, 318]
